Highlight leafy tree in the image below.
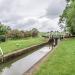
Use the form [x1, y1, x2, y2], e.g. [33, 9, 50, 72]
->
[59, 0, 75, 35]
[31, 28, 39, 37]
[0, 23, 11, 35]
[24, 31, 31, 37]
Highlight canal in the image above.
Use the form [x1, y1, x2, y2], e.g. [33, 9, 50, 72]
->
[0, 45, 52, 75]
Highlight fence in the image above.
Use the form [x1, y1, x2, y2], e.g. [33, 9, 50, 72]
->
[0, 47, 4, 62]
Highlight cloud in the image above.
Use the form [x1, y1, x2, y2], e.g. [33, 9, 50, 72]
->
[14, 17, 39, 30]
[38, 17, 61, 32]
[10, 17, 60, 32]
[46, 0, 66, 18]
[0, 0, 66, 32]
[0, 0, 49, 21]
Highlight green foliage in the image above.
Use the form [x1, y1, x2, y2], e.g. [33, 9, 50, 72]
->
[0, 23, 39, 39]
[0, 37, 45, 54]
[6, 28, 39, 39]
[0, 35, 6, 42]
[31, 28, 39, 37]
[0, 23, 11, 35]
[6, 30, 32, 39]
[59, 0, 75, 35]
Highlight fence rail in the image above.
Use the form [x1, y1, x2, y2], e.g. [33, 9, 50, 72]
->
[0, 47, 4, 62]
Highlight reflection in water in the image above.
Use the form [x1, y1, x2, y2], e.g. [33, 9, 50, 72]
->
[0, 46, 51, 75]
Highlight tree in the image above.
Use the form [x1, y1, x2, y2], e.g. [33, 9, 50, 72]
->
[59, 0, 75, 35]
[24, 31, 31, 37]
[31, 28, 39, 37]
[0, 23, 11, 35]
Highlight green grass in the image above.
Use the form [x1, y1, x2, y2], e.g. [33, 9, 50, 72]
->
[0, 37, 46, 54]
[35, 38, 75, 75]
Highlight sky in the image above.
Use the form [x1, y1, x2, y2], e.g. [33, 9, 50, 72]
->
[0, 0, 66, 32]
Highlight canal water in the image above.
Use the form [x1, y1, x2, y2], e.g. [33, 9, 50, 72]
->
[0, 46, 52, 75]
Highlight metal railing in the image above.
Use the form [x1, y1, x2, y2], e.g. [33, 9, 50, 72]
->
[0, 47, 4, 62]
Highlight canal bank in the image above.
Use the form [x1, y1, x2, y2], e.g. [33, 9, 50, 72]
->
[0, 42, 47, 63]
[0, 45, 52, 75]
[24, 44, 59, 75]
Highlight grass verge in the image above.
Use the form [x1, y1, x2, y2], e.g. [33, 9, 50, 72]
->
[35, 38, 75, 75]
[0, 37, 46, 54]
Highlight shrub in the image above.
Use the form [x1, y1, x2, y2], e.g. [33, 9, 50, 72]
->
[0, 35, 6, 42]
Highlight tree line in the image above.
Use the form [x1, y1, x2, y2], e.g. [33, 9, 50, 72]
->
[0, 23, 39, 42]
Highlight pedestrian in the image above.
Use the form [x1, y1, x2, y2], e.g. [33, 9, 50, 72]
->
[48, 35, 54, 49]
[54, 31, 59, 46]
[54, 37, 58, 46]
[60, 35, 63, 40]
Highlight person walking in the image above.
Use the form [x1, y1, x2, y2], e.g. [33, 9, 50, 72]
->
[60, 35, 63, 40]
[48, 31, 54, 49]
[54, 31, 59, 46]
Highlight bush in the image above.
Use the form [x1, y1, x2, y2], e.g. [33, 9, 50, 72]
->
[0, 24, 11, 35]
[6, 30, 32, 39]
[0, 35, 6, 42]
[6, 28, 39, 39]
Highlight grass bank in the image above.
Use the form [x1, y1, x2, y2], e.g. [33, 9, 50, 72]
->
[0, 37, 46, 54]
[35, 38, 75, 75]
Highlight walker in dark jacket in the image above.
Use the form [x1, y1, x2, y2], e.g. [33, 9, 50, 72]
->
[48, 36, 54, 49]
[54, 37, 58, 46]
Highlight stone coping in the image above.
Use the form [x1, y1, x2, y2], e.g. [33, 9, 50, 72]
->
[0, 42, 48, 63]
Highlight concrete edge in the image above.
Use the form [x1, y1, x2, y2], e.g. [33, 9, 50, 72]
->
[24, 41, 61, 75]
[0, 42, 48, 63]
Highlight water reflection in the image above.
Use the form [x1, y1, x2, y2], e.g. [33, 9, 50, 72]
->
[0, 46, 51, 75]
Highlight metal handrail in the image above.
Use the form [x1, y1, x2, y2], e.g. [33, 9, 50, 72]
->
[0, 47, 4, 62]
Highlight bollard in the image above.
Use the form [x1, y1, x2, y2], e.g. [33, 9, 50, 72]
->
[0, 47, 4, 62]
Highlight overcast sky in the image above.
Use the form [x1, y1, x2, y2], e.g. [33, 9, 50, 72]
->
[0, 0, 66, 32]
